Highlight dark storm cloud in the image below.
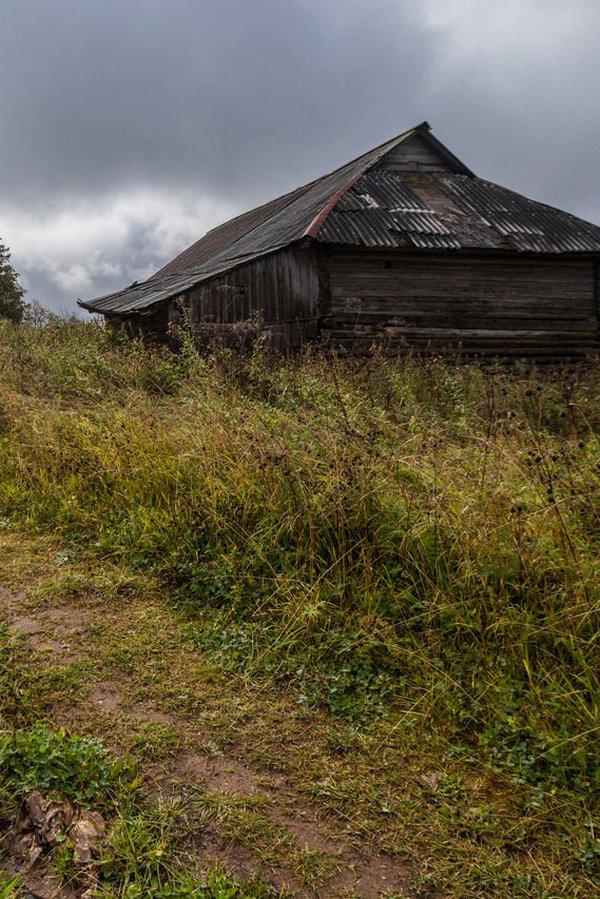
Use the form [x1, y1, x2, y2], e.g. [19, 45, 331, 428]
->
[0, 0, 599, 310]
[1, 0, 433, 204]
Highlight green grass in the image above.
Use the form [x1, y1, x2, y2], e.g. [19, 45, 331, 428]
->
[98, 800, 266, 898]
[0, 716, 268, 897]
[0, 318, 599, 894]
[0, 875, 21, 899]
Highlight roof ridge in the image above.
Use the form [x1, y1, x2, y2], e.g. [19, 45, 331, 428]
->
[220, 124, 427, 255]
[300, 123, 432, 239]
[224, 129, 416, 251]
[156, 122, 430, 277]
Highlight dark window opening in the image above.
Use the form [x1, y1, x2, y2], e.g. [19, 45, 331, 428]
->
[384, 261, 394, 269]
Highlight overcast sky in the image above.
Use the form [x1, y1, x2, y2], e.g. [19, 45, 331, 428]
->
[1, 0, 599, 313]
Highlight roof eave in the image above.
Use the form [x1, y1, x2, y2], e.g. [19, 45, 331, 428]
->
[78, 245, 294, 316]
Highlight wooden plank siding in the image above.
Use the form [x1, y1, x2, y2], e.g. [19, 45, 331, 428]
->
[184, 245, 320, 348]
[320, 249, 599, 359]
[123, 245, 600, 359]
[374, 134, 457, 173]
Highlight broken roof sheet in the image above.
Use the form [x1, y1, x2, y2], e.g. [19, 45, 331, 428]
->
[318, 170, 600, 253]
[318, 171, 462, 250]
[80, 122, 600, 315]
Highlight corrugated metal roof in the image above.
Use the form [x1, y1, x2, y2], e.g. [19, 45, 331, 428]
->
[80, 248, 288, 314]
[319, 171, 462, 250]
[80, 123, 600, 315]
[154, 125, 434, 278]
[81, 122, 433, 313]
[443, 176, 600, 254]
[318, 170, 600, 254]
[153, 184, 311, 278]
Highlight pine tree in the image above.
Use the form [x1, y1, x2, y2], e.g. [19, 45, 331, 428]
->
[0, 240, 26, 323]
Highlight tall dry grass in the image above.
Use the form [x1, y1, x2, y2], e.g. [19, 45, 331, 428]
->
[0, 319, 598, 805]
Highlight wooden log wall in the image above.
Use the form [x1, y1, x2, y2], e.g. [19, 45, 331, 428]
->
[320, 249, 599, 360]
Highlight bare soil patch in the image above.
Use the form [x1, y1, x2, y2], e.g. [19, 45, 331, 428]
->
[1, 583, 413, 897]
[88, 683, 122, 713]
[173, 750, 267, 796]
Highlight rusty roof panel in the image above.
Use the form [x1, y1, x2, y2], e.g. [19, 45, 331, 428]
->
[400, 172, 504, 250]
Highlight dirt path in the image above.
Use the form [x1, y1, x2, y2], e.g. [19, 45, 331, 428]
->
[1, 584, 413, 898]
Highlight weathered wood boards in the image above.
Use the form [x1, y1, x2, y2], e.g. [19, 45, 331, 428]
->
[374, 133, 461, 174]
[184, 245, 320, 348]
[110, 244, 599, 361]
[320, 249, 599, 359]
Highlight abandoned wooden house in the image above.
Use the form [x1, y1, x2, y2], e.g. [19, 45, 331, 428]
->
[79, 122, 600, 359]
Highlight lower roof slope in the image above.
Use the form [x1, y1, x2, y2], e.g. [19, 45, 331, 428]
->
[80, 123, 600, 315]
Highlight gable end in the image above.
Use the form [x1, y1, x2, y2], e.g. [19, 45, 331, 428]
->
[374, 132, 473, 176]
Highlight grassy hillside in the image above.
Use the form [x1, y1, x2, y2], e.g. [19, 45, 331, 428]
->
[0, 319, 598, 896]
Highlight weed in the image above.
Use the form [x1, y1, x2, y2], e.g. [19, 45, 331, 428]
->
[0, 723, 128, 806]
[0, 876, 21, 899]
[100, 800, 265, 897]
[131, 724, 182, 761]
